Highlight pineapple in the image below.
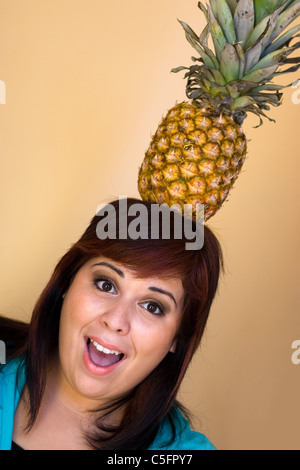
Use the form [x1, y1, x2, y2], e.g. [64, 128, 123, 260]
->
[138, 0, 300, 221]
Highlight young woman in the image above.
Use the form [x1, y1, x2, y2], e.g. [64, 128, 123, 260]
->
[0, 198, 222, 450]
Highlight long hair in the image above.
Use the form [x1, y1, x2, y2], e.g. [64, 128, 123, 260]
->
[1, 198, 223, 449]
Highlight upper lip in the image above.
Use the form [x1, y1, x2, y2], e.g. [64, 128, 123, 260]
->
[86, 335, 126, 356]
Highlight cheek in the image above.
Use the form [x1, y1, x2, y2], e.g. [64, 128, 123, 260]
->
[124, 329, 176, 390]
[58, 291, 89, 352]
[133, 325, 176, 365]
[61, 284, 95, 327]
[58, 302, 75, 358]
[131, 309, 182, 364]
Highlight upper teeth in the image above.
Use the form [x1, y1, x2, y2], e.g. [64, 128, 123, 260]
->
[90, 339, 121, 356]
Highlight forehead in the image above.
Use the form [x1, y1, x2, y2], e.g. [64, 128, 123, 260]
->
[86, 256, 183, 281]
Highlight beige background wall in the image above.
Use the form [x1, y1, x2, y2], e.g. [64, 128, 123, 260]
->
[0, 0, 299, 450]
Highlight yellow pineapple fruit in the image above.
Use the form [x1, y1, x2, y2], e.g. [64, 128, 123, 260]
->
[138, 0, 300, 220]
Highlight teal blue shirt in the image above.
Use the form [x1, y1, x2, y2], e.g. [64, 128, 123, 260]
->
[0, 357, 215, 450]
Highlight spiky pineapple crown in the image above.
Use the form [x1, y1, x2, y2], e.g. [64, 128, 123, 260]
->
[173, 0, 300, 126]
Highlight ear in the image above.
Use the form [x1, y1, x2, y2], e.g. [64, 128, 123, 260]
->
[169, 340, 177, 354]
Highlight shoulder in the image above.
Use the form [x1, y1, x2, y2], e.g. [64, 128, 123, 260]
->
[0, 356, 26, 450]
[0, 355, 25, 378]
[149, 407, 216, 451]
[0, 356, 26, 400]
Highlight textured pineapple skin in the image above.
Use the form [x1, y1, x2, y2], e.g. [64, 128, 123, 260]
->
[138, 101, 247, 221]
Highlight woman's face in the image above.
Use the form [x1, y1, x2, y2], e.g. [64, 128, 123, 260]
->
[56, 257, 184, 408]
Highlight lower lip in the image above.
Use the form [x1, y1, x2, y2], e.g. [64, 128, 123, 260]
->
[83, 339, 125, 377]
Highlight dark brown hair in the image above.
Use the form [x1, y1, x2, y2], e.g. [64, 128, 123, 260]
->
[1, 198, 223, 449]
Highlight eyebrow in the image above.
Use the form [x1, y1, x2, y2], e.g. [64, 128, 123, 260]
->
[91, 262, 177, 307]
[148, 286, 177, 308]
[91, 262, 125, 278]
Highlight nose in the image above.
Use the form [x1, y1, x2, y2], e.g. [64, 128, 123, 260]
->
[100, 300, 131, 335]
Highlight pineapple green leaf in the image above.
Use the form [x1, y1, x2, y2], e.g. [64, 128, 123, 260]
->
[269, 1, 300, 44]
[220, 43, 241, 82]
[199, 25, 221, 69]
[261, 5, 289, 49]
[178, 20, 199, 43]
[210, 0, 218, 19]
[207, 5, 227, 61]
[250, 92, 282, 105]
[199, 23, 210, 47]
[226, 0, 238, 16]
[244, 14, 274, 49]
[197, 2, 208, 20]
[243, 64, 278, 81]
[234, 0, 255, 44]
[228, 79, 259, 94]
[245, 5, 285, 51]
[244, 41, 263, 73]
[252, 83, 288, 90]
[224, 84, 241, 99]
[233, 96, 255, 108]
[215, 0, 236, 43]
[252, 80, 298, 91]
[281, 0, 299, 12]
[189, 89, 204, 100]
[234, 42, 246, 78]
[262, 24, 300, 56]
[171, 66, 190, 74]
[202, 67, 217, 83]
[207, 66, 227, 85]
[210, 84, 228, 98]
[249, 46, 289, 72]
[174, 0, 300, 125]
[254, 0, 281, 24]
[178, 20, 217, 69]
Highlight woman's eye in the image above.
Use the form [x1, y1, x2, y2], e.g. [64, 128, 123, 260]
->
[94, 278, 116, 294]
[140, 301, 165, 316]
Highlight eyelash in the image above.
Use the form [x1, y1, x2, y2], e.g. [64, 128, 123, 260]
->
[93, 275, 117, 294]
[92, 275, 166, 316]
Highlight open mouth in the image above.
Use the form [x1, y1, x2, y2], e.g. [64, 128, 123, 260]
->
[86, 337, 124, 368]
